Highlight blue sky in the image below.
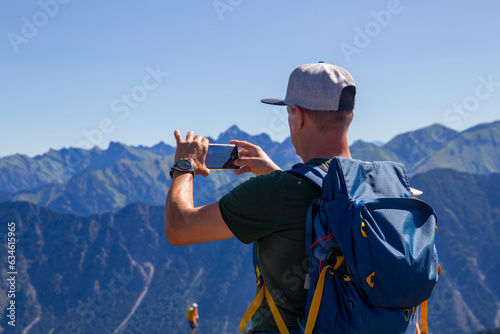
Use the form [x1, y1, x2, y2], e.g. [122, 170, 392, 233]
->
[1, 0, 500, 157]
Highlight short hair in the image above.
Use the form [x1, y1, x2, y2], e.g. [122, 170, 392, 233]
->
[302, 109, 353, 133]
[301, 86, 355, 133]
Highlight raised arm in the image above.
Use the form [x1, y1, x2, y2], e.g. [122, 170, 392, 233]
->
[164, 130, 234, 246]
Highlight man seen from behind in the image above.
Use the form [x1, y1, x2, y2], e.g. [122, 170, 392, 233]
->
[165, 61, 356, 333]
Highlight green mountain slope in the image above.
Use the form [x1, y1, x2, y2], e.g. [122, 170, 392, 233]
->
[411, 121, 500, 175]
[350, 124, 459, 167]
[350, 140, 400, 162]
[384, 123, 459, 167]
[0, 142, 169, 194]
[7, 157, 174, 215]
[4, 121, 500, 216]
[0, 126, 274, 215]
[7, 151, 250, 216]
[3, 121, 500, 201]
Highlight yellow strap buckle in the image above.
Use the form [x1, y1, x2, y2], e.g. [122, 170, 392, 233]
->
[366, 271, 375, 288]
[361, 221, 368, 238]
[403, 308, 410, 322]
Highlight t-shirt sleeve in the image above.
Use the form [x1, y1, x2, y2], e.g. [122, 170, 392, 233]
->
[218, 171, 286, 244]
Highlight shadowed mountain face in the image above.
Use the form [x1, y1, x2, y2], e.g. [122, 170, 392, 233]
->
[0, 201, 255, 334]
[410, 170, 500, 334]
[1, 121, 500, 333]
[475, 328, 500, 334]
[2, 170, 499, 333]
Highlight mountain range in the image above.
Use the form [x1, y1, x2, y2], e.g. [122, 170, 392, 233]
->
[2, 121, 500, 216]
[1, 121, 500, 333]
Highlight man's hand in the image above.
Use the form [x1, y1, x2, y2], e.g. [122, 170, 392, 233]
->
[230, 140, 282, 176]
[174, 130, 210, 177]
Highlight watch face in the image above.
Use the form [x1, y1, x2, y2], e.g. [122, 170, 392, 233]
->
[177, 160, 193, 170]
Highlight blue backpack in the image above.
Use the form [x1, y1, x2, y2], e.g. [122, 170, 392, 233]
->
[287, 157, 440, 334]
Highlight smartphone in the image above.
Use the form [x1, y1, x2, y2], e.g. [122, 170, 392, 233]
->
[205, 144, 239, 170]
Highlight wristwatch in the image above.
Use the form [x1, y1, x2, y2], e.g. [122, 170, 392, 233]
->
[169, 159, 195, 178]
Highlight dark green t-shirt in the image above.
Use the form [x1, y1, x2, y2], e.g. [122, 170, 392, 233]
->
[219, 159, 330, 332]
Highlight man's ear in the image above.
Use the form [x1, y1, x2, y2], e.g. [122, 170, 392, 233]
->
[292, 105, 306, 129]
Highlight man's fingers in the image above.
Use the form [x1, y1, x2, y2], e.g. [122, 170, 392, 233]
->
[230, 140, 258, 151]
[174, 130, 183, 143]
[233, 166, 251, 175]
[236, 149, 251, 158]
[234, 157, 255, 166]
[231, 141, 262, 158]
[230, 140, 253, 149]
[229, 139, 243, 145]
[199, 168, 210, 177]
[174, 130, 200, 143]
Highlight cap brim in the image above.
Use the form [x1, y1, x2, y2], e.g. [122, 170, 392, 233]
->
[410, 187, 423, 198]
[261, 98, 286, 106]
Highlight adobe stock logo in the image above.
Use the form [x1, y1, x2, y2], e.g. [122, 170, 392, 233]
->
[442, 75, 500, 128]
[213, 0, 243, 21]
[7, 0, 72, 54]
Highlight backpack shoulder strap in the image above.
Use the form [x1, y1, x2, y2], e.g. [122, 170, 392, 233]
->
[286, 163, 328, 189]
[287, 163, 331, 255]
[239, 243, 290, 334]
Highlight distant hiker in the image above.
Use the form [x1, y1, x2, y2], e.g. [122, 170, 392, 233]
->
[186, 303, 199, 333]
[165, 62, 436, 333]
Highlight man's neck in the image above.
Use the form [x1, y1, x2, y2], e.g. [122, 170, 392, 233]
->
[299, 132, 351, 163]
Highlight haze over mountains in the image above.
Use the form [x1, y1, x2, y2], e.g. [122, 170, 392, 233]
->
[1, 121, 500, 333]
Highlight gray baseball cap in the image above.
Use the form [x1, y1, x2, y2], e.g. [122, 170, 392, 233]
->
[261, 62, 356, 111]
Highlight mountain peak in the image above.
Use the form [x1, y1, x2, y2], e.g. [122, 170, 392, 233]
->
[218, 125, 244, 139]
[107, 141, 130, 150]
[227, 124, 241, 132]
[215, 125, 250, 143]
